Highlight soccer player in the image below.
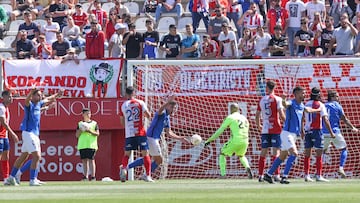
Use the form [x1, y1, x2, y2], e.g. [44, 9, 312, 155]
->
[255, 80, 285, 182]
[127, 95, 188, 179]
[303, 87, 335, 182]
[323, 90, 359, 178]
[119, 86, 152, 182]
[204, 103, 253, 179]
[5, 88, 63, 186]
[76, 108, 100, 181]
[264, 86, 320, 184]
[0, 91, 19, 185]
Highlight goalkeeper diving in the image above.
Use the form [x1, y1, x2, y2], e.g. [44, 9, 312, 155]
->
[205, 103, 253, 179]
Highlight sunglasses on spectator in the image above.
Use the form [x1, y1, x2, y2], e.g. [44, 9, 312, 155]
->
[215, 10, 221, 12]
[301, 22, 307, 24]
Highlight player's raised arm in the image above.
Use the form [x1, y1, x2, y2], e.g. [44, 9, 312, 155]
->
[25, 88, 38, 107]
[205, 117, 230, 145]
[281, 94, 291, 109]
[43, 89, 64, 103]
[158, 95, 176, 115]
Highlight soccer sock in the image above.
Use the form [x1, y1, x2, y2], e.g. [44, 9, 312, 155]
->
[151, 161, 158, 172]
[34, 168, 39, 179]
[340, 148, 348, 168]
[30, 169, 36, 180]
[316, 156, 322, 176]
[304, 156, 310, 175]
[219, 154, 226, 176]
[127, 158, 144, 169]
[10, 167, 19, 177]
[20, 159, 32, 173]
[272, 156, 280, 176]
[267, 157, 282, 175]
[283, 155, 296, 177]
[121, 155, 129, 168]
[239, 156, 250, 169]
[143, 155, 151, 176]
[0, 160, 9, 179]
[258, 156, 266, 176]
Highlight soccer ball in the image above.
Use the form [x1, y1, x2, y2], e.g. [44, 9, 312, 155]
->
[191, 134, 202, 146]
[79, 122, 90, 132]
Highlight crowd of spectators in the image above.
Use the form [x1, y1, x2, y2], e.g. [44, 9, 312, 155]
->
[0, 0, 359, 60]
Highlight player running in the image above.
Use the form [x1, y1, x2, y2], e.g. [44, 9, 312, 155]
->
[204, 103, 253, 179]
[303, 87, 335, 182]
[119, 86, 152, 182]
[127, 95, 188, 179]
[323, 90, 359, 178]
[255, 80, 285, 182]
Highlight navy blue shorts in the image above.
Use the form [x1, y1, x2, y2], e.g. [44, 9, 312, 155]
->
[0, 138, 9, 152]
[304, 130, 324, 149]
[125, 136, 149, 151]
[261, 134, 281, 148]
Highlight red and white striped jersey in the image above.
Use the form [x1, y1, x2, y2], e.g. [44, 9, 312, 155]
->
[304, 100, 327, 131]
[257, 94, 283, 134]
[243, 13, 264, 35]
[0, 103, 9, 138]
[120, 99, 148, 138]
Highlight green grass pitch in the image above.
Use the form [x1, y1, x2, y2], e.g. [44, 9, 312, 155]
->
[0, 179, 359, 203]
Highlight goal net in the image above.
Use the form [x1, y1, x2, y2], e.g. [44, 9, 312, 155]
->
[126, 58, 360, 180]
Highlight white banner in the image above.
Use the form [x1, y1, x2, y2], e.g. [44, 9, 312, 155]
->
[3, 59, 123, 98]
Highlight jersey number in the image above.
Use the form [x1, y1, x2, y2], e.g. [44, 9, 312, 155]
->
[264, 102, 272, 116]
[126, 107, 140, 122]
[238, 120, 249, 129]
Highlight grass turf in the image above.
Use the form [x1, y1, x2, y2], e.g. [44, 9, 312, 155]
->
[0, 179, 359, 203]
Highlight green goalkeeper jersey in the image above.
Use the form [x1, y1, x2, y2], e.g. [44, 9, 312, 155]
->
[207, 112, 249, 143]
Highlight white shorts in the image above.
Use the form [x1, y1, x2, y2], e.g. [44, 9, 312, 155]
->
[21, 131, 41, 153]
[280, 130, 297, 151]
[147, 137, 162, 156]
[323, 133, 346, 149]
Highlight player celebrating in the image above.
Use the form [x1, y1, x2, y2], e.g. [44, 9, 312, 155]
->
[119, 86, 152, 182]
[264, 86, 320, 184]
[323, 90, 359, 178]
[0, 91, 19, 185]
[127, 95, 188, 179]
[6, 88, 63, 186]
[255, 80, 285, 182]
[204, 103, 253, 179]
[303, 87, 335, 182]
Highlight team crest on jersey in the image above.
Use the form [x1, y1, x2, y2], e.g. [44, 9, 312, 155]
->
[90, 62, 114, 98]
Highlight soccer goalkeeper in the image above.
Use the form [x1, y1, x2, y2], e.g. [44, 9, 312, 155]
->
[204, 103, 253, 179]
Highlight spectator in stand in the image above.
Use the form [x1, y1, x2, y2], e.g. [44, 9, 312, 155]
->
[16, 30, 35, 59]
[285, 0, 306, 56]
[106, 11, 118, 42]
[120, 13, 131, 28]
[155, 0, 183, 22]
[329, 0, 353, 27]
[11, 0, 37, 21]
[238, 2, 264, 36]
[238, 0, 266, 22]
[108, 23, 126, 58]
[309, 12, 324, 55]
[238, 27, 254, 58]
[326, 13, 358, 56]
[52, 32, 70, 58]
[41, 14, 60, 44]
[123, 23, 143, 59]
[208, 6, 230, 41]
[86, 20, 105, 59]
[305, 0, 326, 23]
[142, 19, 159, 59]
[315, 16, 334, 56]
[49, 0, 70, 31]
[218, 22, 238, 58]
[159, 24, 182, 58]
[190, 0, 210, 33]
[181, 24, 200, 58]
[11, 11, 39, 48]
[208, 0, 228, 15]
[269, 25, 288, 56]
[200, 33, 218, 58]
[355, 13, 360, 54]
[0, 6, 8, 39]
[61, 47, 80, 64]
[226, 0, 242, 39]
[267, 0, 288, 35]
[62, 16, 85, 49]
[110, 0, 129, 16]
[295, 17, 314, 56]
[72, 3, 88, 34]
[36, 34, 52, 59]
[254, 26, 271, 57]
[83, 14, 102, 35]
[88, 0, 107, 30]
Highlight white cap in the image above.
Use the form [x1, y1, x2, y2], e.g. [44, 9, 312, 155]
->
[114, 23, 126, 30]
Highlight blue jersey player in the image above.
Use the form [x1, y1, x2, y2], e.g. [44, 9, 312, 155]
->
[323, 90, 358, 178]
[127, 95, 188, 179]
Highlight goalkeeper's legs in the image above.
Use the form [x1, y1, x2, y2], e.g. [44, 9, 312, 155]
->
[219, 154, 227, 177]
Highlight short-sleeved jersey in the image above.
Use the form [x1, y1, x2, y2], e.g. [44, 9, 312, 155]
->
[120, 99, 148, 138]
[160, 33, 182, 58]
[146, 110, 170, 139]
[143, 30, 159, 58]
[304, 100, 327, 131]
[257, 94, 283, 134]
[20, 100, 45, 136]
[322, 101, 344, 134]
[181, 34, 200, 58]
[283, 99, 305, 135]
[0, 103, 9, 138]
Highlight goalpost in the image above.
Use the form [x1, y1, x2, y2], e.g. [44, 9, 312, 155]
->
[126, 58, 360, 180]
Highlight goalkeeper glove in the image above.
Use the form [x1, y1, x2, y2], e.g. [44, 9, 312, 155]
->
[204, 141, 210, 146]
